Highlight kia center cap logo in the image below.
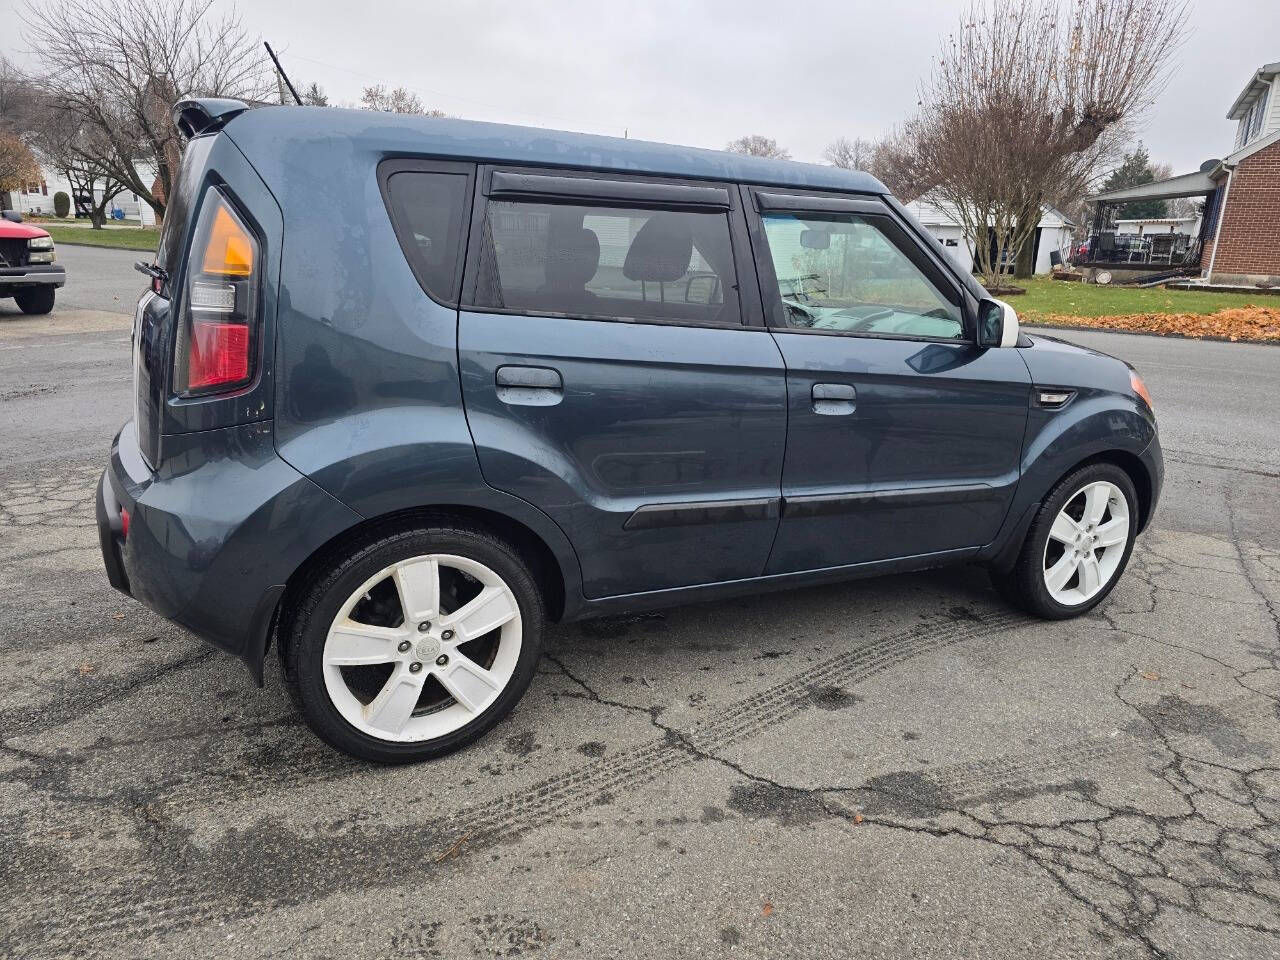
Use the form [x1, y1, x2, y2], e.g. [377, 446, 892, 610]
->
[417, 635, 442, 661]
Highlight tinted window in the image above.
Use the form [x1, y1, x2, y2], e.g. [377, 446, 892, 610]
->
[473, 200, 738, 325]
[154, 134, 215, 277]
[760, 212, 964, 340]
[385, 171, 470, 304]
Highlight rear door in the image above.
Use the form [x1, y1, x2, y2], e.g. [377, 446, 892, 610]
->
[458, 169, 788, 599]
[743, 187, 1031, 575]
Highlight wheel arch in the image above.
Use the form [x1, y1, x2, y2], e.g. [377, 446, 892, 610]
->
[984, 445, 1155, 573]
[1082, 449, 1153, 534]
[263, 503, 575, 684]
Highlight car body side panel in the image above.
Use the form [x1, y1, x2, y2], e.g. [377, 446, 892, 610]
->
[459, 312, 788, 598]
[220, 125, 586, 605]
[763, 334, 1031, 573]
[976, 335, 1161, 565]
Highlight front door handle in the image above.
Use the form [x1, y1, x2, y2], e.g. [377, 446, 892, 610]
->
[812, 382, 856, 415]
[496, 365, 563, 406]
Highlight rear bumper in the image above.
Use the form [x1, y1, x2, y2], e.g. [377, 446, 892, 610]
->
[97, 471, 130, 594]
[96, 420, 362, 683]
[0, 264, 66, 288]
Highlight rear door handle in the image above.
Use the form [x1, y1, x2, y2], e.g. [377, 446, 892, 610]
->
[496, 365, 563, 406]
[811, 382, 856, 415]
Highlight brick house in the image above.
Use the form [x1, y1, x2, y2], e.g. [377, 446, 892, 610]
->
[1088, 61, 1280, 287]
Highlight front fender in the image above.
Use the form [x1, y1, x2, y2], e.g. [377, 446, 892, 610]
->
[979, 389, 1158, 567]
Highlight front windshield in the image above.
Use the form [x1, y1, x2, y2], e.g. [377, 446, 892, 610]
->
[761, 213, 964, 339]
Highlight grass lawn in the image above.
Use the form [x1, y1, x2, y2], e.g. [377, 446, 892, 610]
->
[1011, 276, 1269, 322]
[42, 224, 160, 252]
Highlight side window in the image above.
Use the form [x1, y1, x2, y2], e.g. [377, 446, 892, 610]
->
[473, 199, 738, 325]
[384, 171, 470, 304]
[760, 212, 964, 340]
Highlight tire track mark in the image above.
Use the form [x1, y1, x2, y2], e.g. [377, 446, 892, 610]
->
[8, 610, 1028, 953]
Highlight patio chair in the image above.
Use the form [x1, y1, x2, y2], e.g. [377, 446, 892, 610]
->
[1148, 234, 1176, 265]
[1097, 232, 1117, 262]
[1126, 237, 1150, 263]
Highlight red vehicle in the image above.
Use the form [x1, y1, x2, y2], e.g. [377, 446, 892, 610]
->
[0, 215, 65, 314]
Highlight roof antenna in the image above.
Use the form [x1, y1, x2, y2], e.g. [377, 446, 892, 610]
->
[264, 41, 303, 105]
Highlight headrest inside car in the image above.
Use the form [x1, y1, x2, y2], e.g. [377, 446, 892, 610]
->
[623, 213, 693, 283]
[545, 228, 600, 288]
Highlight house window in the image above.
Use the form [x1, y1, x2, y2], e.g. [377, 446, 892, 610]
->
[1245, 88, 1270, 143]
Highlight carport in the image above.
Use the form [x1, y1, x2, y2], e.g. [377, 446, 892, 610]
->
[1081, 167, 1221, 283]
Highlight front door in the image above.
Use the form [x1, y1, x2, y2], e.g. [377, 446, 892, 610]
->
[744, 188, 1031, 575]
[458, 170, 787, 598]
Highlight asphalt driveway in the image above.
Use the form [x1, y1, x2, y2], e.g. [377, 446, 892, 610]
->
[2, 246, 1278, 959]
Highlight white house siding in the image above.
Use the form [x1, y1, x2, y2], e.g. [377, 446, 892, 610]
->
[904, 194, 1073, 276]
[4, 168, 77, 217]
[1033, 207, 1075, 275]
[5, 162, 159, 225]
[903, 198, 976, 273]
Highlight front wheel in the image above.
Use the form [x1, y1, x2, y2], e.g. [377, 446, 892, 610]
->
[286, 523, 545, 763]
[995, 463, 1138, 619]
[15, 287, 55, 315]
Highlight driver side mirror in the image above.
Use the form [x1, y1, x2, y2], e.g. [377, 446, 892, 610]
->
[977, 297, 1020, 348]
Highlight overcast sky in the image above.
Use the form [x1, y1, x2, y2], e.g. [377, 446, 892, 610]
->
[7, 0, 1279, 175]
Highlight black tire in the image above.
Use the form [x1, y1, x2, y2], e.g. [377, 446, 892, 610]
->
[15, 287, 55, 315]
[285, 522, 545, 763]
[995, 462, 1138, 620]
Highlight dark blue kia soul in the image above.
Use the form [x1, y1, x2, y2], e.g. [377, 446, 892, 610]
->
[98, 99, 1162, 762]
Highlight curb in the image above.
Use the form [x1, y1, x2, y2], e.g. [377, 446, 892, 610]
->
[1022, 321, 1280, 347]
[53, 239, 155, 252]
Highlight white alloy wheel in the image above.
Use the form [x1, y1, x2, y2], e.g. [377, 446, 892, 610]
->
[1041, 480, 1131, 606]
[321, 553, 523, 743]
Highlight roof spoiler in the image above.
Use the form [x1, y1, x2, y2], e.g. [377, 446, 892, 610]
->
[172, 98, 250, 138]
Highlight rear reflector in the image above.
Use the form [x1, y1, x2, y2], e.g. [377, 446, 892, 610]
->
[120, 507, 130, 540]
[188, 322, 250, 389]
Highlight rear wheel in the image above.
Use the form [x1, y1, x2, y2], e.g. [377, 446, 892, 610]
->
[286, 523, 544, 762]
[15, 287, 55, 315]
[995, 463, 1137, 619]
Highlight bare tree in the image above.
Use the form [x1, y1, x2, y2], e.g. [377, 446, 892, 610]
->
[23, 0, 273, 219]
[824, 136, 874, 170]
[907, 0, 1188, 286]
[25, 94, 128, 227]
[725, 134, 791, 160]
[823, 132, 929, 200]
[0, 57, 41, 209]
[359, 84, 446, 116]
[0, 57, 40, 136]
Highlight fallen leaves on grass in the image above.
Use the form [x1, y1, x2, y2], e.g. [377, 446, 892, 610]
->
[1032, 305, 1280, 342]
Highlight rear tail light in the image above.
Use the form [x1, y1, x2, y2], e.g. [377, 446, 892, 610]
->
[175, 189, 259, 394]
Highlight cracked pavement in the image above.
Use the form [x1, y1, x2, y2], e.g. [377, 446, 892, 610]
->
[2, 247, 1279, 959]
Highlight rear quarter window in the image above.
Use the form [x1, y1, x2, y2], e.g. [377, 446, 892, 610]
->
[154, 134, 216, 277]
[382, 168, 471, 305]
